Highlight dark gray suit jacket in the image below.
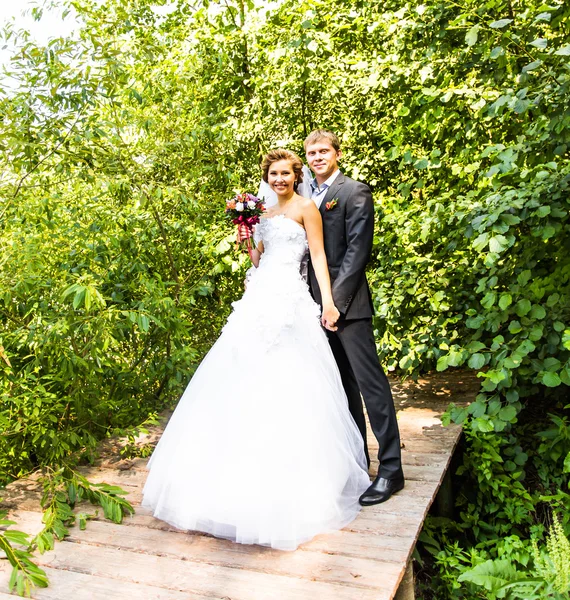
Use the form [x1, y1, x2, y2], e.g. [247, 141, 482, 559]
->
[308, 172, 375, 319]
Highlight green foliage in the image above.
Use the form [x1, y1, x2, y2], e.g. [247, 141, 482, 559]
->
[0, 466, 134, 597]
[0, 0, 569, 597]
[456, 515, 570, 599]
[0, 506, 48, 598]
[536, 408, 570, 490]
[417, 399, 570, 599]
[0, 0, 251, 485]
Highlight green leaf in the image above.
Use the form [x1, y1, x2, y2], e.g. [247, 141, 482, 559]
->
[467, 341, 486, 352]
[458, 559, 516, 589]
[517, 270, 531, 286]
[515, 299, 532, 317]
[489, 19, 513, 29]
[547, 293, 560, 307]
[530, 305, 546, 319]
[564, 452, 570, 473]
[563, 330, 570, 350]
[504, 356, 521, 369]
[528, 38, 547, 49]
[473, 233, 490, 251]
[498, 294, 512, 310]
[508, 320, 522, 334]
[489, 235, 508, 253]
[468, 353, 486, 369]
[490, 46, 504, 59]
[437, 355, 449, 372]
[543, 357, 561, 371]
[488, 369, 506, 384]
[72, 288, 86, 310]
[516, 340, 536, 356]
[506, 390, 519, 403]
[554, 44, 570, 56]
[469, 400, 487, 418]
[498, 405, 517, 422]
[466, 315, 485, 329]
[522, 60, 542, 73]
[451, 406, 469, 424]
[542, 372, 561, 387]
[474, 418, 495, 432]
[528, 325, 544, 341]
[465, 25, 479, 47]
[481, 292, 496, 308]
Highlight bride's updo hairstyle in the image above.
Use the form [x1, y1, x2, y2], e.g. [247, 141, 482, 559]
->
[261, 149, 304, 187]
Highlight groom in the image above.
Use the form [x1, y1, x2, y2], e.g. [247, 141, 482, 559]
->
[305, 130, 404, 505]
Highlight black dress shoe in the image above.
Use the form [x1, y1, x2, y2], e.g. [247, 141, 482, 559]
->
[359, 475, 405, 506]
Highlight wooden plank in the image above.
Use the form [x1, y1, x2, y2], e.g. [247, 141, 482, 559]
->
[31, 541, 392, 600]
[395, 464, 446, 482]
[2, 503, 423, 557]
[6, 509, 412, 574]
[0, 562, 209, 599]
[61, 523, 398, 591]
[302, 530, 412, 560]
[400, 451, 452, 467]
[0, 588, 23, 600]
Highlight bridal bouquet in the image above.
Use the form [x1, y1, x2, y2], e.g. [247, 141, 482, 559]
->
[225, 193, 265, 251]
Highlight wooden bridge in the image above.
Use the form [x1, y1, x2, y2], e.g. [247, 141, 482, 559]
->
[0, 371, 477, 599]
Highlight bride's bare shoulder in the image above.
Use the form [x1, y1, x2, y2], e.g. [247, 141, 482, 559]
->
[297, 196, 318, 215]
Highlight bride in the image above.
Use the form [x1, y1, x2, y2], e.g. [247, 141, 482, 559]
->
[142, 149, 370, 551]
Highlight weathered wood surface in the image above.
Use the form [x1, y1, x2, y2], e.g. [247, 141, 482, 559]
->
[0, 371, 477, 599]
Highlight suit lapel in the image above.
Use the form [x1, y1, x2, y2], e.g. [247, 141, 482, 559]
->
[319, 172, 345, 216]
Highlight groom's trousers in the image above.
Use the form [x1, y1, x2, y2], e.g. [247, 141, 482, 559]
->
[327, 318, 403, 480]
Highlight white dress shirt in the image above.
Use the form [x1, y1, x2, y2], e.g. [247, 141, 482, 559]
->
[310, 169, 341, 208]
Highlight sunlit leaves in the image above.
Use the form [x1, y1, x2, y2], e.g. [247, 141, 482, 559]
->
[490, 19, 513, 29]
[528, 38, 547, 49]
[554, 44, 570, 56]
[0, 0, 246, 486]
[466, 25, 480, 47]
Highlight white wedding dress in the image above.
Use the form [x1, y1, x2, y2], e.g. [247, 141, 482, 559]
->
[142, 215, 370, 550]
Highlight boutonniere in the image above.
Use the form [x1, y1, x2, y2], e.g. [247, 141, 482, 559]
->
[325, 198, 339, 211]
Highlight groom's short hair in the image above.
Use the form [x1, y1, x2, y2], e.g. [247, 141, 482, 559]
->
[304, 130, 341, 152]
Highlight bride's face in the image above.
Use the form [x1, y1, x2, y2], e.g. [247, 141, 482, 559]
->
[268, 160, 296, 197]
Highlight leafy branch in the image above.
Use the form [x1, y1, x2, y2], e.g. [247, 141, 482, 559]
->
[0, 509, 48, 598]
[1, 465, 134, 597]
[0, 110, 85, 223]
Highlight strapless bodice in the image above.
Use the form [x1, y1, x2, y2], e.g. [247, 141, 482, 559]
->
[255, 216, 308, 269]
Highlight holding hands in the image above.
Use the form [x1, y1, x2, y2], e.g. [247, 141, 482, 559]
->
[322, 302, 340, 332]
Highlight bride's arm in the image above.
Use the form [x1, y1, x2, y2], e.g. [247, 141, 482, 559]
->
[302, 200, 339, 331]
[248, 240, 264, 268]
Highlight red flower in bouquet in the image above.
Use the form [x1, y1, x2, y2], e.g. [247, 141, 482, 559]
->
[225, 193, 265, 251]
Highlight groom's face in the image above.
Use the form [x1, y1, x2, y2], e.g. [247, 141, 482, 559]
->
[305, 140, 341, 184]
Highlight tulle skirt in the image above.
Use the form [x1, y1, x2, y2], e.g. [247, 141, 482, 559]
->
[142, 261, 370, 551]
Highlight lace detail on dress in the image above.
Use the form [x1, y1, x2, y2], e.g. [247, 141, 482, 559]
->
[223, 216, 319, 349]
